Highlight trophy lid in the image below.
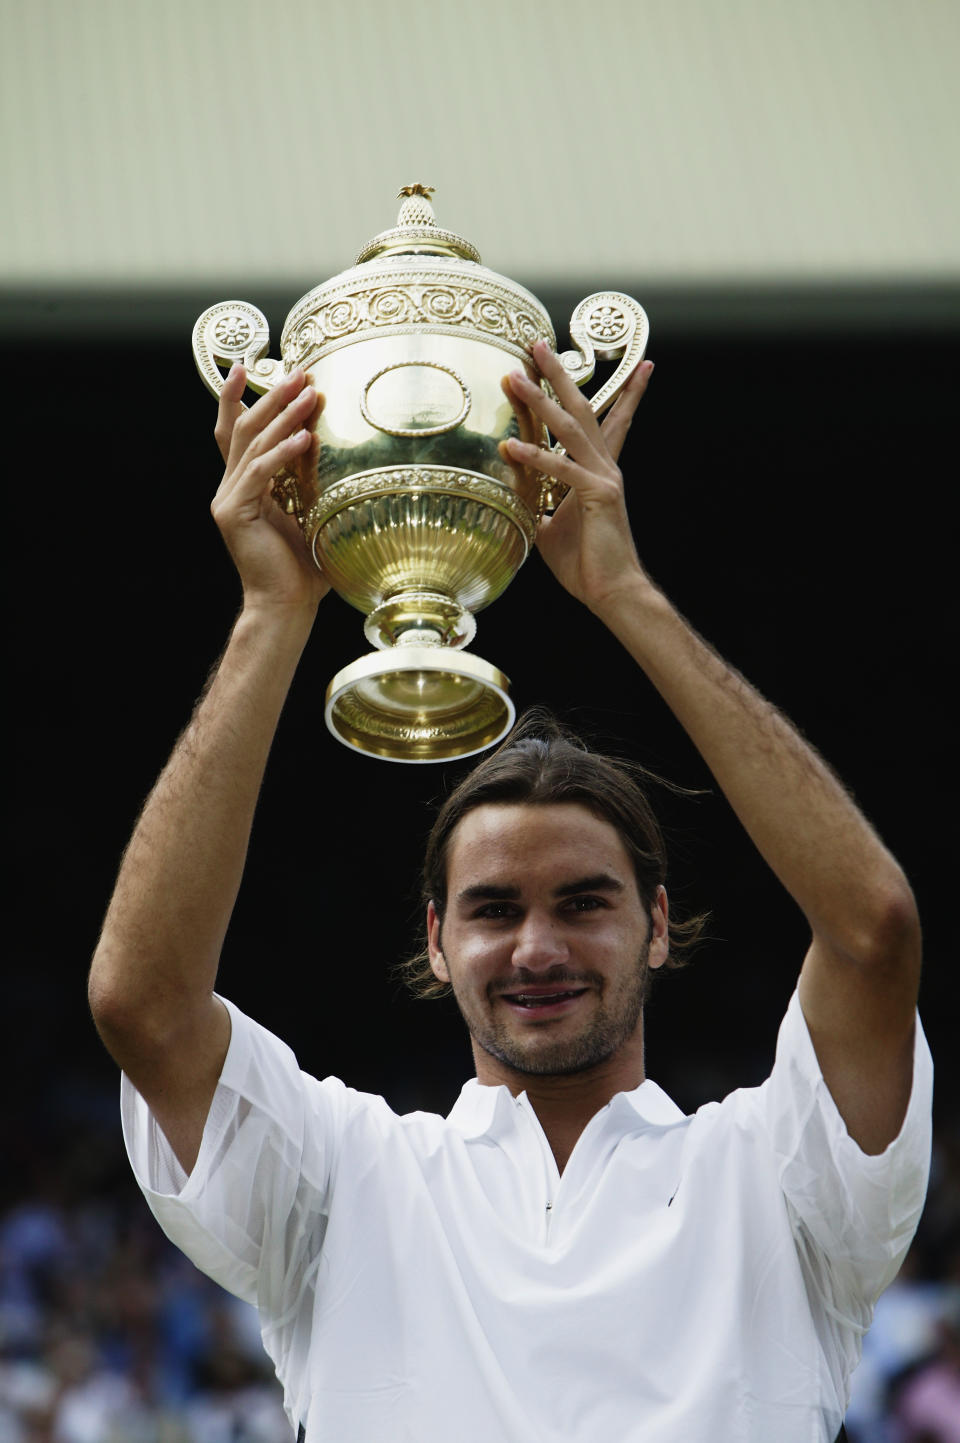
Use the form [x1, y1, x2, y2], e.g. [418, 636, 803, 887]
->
[278, 181, 555, 372]
[355, 184, 482, 265]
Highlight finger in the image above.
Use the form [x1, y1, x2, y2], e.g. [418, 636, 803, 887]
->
[506, 365, 607, 469]
[225, 366, 308, 472]
[214, 363, 247, 463]
[265, 488, 320, 556]
[530, 340, 607, 440]
[219, 384, 318, 503]
[500, 373, 543, 448]
[214, 424, 313, 518]
[599, 360, 654, 463]
[503, 436, 609, 500]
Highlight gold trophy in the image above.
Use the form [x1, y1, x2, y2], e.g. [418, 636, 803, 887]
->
[192, 186, 648, 763]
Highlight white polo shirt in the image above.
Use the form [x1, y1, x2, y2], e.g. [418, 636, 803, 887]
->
[122, 992, 932, 1443]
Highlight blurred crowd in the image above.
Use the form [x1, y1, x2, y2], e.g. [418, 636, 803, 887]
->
[844, 1122, 960, 1442]
[0, 1090, 289, 1443]
[1, 1090, 957, 1443]
[0, 1193, 289, 1442]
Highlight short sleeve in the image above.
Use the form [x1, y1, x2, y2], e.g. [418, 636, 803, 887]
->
[755, 990, 933, 1330]
[121, 997, 351, 1314]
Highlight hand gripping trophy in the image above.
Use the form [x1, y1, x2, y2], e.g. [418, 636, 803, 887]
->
[192, 186, 649, 763]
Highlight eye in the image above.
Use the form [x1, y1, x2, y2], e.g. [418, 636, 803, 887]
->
[563, 895, 608, 914]
[472, 901, 520, 921]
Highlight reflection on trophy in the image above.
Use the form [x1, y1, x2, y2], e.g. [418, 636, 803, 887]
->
[192, 186, 649, 763]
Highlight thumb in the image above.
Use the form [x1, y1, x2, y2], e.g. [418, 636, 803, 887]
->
[600, 360, 654, 463]
[214, 363, 247, 464]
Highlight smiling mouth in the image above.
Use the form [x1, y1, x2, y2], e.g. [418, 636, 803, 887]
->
[501, 989, 589, 1010]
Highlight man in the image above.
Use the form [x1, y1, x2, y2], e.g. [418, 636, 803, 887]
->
[89, 342, 932, 1441]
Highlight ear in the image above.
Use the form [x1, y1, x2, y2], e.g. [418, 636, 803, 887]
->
[426, 901, 450, 983]
[647, 886, 670, 971]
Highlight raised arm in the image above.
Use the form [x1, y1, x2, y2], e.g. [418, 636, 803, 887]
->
[503, 342, 921, 1155]
[88, 365, 326, 1174]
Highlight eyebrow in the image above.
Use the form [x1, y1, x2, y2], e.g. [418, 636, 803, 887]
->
[456, 874, 626, 906]
[555, 874, 626, 899]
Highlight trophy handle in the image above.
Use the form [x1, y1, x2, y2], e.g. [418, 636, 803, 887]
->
[191, 300, 304, 524]
[191, 300, 286, 400]
[540, 291, 649, 511]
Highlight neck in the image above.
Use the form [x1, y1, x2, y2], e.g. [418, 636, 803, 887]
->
[472, 1042, 647, 1174]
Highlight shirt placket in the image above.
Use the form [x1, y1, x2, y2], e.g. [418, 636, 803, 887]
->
[515, 1095, 563, 1245]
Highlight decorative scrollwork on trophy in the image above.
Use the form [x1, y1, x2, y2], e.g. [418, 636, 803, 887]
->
[281, 274, 554, 371]
[538, 292, 651, 512]
[192, 300, 286, 399]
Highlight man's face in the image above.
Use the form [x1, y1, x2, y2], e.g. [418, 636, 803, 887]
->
[427, 802, 668, 1087]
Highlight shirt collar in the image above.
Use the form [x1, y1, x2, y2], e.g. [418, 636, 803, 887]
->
[446, 1075, 685, 1140]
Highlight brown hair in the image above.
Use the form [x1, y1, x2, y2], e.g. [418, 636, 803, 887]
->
[400, 709, 708, 998]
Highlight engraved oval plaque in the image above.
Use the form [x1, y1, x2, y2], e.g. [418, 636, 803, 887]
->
[360, 361, 471, 438]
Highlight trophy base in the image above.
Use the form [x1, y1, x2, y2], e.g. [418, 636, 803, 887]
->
[325, 647, 514, 763]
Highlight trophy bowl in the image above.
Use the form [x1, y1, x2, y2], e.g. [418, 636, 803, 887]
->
[193, 185, 649, 762]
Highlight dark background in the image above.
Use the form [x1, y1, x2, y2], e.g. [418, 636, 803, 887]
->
[3, 285, 956, 1196]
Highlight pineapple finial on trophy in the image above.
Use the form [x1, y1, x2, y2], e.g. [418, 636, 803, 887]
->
[397, 183, 437, 228]
[355, 185, 480, 265]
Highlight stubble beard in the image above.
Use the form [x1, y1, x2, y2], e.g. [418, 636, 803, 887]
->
[451, 938, 653, 1078]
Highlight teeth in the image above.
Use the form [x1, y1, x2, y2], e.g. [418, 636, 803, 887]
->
[513, 991, 579, 1006]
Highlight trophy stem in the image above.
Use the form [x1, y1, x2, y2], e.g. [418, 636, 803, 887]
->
[363, 590, 476, 651]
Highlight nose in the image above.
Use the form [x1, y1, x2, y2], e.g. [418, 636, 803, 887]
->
[511, 910, 569, 972]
